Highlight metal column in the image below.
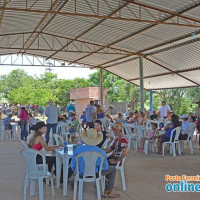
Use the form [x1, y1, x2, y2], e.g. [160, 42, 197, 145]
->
[139, 56, 144, 112]
[150, 90, 153, 115]
[100, 68, 103, 107]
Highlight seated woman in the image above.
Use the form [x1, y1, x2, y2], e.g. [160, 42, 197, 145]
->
[96, 105, 105, 119]
[94, 120, 114, 148]
[139, 123, 157, 152]
[115, 112, 124, 123]
[157, 114, 181, 154]
[28, 121, 63, 173]
[127, 113, 136, 124]
[179, 115, 195, 140]
[138, 112, 146, 126]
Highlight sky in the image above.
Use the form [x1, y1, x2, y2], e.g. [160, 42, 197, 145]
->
[0, 65, 96, 79]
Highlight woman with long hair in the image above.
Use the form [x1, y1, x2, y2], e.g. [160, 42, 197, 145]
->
[28, 121, 63, 173]
[19, 105, 29, 141]
[157, 114, 181, 154]
[96, 105, 105, 119]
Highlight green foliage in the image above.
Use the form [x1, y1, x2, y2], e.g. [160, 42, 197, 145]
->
[0, 69, 199, 116]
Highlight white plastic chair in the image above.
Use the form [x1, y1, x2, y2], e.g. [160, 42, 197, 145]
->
[180, 135, 194, 155]
[21, 140, 30, 150]
[122, 124, 137, 151]
[20, 149, 54, 200]
[144, 140, 155, 154]
[53, 134, 64, 145]
[101, 157, 126, 192]
[73, 151, 105, 200]
[162, 127, 181, 157]
[116, 157, 126, 190]
[0, 120, 12, 141]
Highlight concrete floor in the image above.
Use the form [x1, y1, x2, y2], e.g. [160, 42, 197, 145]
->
[0, 138, 200, 200]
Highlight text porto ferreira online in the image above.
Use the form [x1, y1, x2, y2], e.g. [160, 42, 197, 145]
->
[165, 175, 200, 192]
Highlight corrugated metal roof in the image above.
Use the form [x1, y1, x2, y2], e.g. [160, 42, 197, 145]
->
[0, 0, 200, 89]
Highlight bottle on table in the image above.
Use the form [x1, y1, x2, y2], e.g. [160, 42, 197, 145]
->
[63, 141, 68, 153]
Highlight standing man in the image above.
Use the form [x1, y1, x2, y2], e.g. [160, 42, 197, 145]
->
[66, 101, 75, 118]
[159, 101, 171, 120]
[85, 100, 95, 128]
[45, 100, 61, 145]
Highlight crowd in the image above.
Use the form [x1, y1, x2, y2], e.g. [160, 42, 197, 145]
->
[2, 98, 200, 198]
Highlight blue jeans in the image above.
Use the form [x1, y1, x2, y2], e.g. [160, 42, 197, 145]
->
[20, 120, 28, 141]
[46, 123, 57, 145]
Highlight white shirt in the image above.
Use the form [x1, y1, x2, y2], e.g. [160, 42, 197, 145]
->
[160, 105, 170, 120]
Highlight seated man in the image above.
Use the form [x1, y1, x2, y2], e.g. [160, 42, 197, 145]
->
[80, 111, 88, 130]
[4, 112, 14, 130]
[69, 113, 79, 134]
[71, 128, 120, 198]
[105, 122, 128, 166]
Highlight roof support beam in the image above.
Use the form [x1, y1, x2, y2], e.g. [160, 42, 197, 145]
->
[125, 0, 200, 24]
[1, 7, 200, 28]
[0, 46, 129, 55]
[45, 1, 130, 60]
[145, 57, 200, 86]
[90, 1, 200, 69]
[104, 68, 148, 90]
[19, 0, 70, 55]
[129, 66, 200, 81]
[0, 0, 10, 31]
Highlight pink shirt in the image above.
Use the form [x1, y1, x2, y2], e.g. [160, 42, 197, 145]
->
[147, 130, 155, 139]
[19, 109, 29, 120]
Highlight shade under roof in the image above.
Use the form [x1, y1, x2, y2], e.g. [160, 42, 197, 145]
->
[0, 0, 200, 90]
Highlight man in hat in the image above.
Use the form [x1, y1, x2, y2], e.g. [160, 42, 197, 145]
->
[159, 101, 171, 120]
[66, 101, 76, 118]
[105, 122, 128, 166]
[45, 100, 61, 144]
[4, 112, 14, 130]
[71, 128, 120, 198]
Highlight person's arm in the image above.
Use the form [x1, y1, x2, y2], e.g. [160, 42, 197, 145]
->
[40, 136, 63, 151]
[109, 147, 128, 165]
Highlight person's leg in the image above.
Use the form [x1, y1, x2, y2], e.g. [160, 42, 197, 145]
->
[157, 137, 162, 153]
[52, 123, 57, 145]
[24, 120, 28, 141]
[140, 137, 146, 150]
[20, 122, 24, 140]
[46, 124, 51, 145]
[102, 166, 120, 197]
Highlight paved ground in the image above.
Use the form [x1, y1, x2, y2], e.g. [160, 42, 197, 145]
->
[0, 137, 200, 200]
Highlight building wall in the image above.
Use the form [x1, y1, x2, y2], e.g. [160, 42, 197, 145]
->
[74, 98, 93, 118]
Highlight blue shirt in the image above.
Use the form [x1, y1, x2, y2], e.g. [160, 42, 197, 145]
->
[80, 115, 87, 122]
[97, 112, 105, 119]
[85, 105, 94, 122]
[45, 105, 61, 124]
[66, 105, 75, 117]
[4, 116, 11, 126]
[165, 123, 176, 138]
[181, 120, 189, 132]
[70, 145, 108, 175]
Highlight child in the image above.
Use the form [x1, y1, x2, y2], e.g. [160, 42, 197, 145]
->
[139, 123, 157, 152]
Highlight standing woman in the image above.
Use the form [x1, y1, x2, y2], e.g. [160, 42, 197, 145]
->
[19, 105, 29, 141]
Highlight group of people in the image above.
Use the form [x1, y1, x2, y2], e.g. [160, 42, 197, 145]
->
[27, 117, 128, 198]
